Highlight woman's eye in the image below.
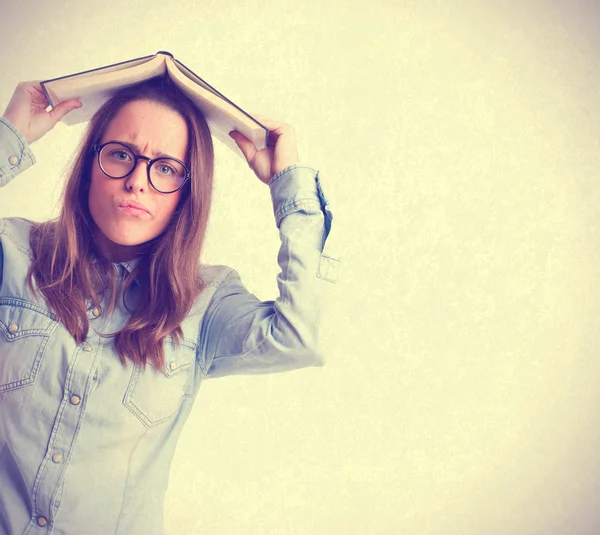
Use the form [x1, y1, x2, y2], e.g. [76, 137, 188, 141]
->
[157, 164, 174, 175]
[109, 150, 131, 161]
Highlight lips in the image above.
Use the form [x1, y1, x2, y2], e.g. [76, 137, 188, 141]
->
[118, 199, 150, 215]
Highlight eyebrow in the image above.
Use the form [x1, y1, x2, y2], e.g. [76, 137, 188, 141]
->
[114, 140, 178, 160]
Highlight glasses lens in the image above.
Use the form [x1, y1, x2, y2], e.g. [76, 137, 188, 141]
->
[150, 159, 187, 193]
[100, 143, 135, 178]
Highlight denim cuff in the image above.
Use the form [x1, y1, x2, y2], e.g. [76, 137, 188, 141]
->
[0, 117, 36, 187]
[268, 164, 340, 283]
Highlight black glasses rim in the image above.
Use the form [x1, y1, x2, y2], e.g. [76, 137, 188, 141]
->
[93, 141, 191, 194]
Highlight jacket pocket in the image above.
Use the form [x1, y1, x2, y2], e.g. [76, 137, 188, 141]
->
[123, 337, 196, 427]
[0, 299, 57, 392]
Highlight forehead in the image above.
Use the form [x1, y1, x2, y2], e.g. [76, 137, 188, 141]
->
[101, 99, 188, 159]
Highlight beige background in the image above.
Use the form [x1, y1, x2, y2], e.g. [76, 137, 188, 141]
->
[2, 1, 600, 534]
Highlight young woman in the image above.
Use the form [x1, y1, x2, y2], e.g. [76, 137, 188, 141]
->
[0, 76, 337, 534]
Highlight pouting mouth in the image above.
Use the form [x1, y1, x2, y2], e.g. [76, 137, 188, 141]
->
[118, 200, 150, 214]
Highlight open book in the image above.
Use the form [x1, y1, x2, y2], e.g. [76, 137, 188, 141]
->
[40, 51, 269, 155]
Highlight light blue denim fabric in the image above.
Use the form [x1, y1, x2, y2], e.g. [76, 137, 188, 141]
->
[0, 117, 340, 535]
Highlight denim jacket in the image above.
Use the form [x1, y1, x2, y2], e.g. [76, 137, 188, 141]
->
[0, 117, 340, 535]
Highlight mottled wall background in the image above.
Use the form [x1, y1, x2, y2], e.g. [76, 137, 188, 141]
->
[2, 1, 600, 533]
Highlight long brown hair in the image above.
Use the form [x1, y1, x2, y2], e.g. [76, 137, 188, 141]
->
[28, 76, 215, 371]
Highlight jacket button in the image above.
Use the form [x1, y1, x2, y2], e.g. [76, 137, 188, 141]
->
[92, 307, 101, 318]
[70, 395, 81, 405]
[8, 323, 18, 333]
[169, 361, 177, 370]
[8, 155, 20, 165]
[83, 345, 93, 352]
[37, 516, 48, 527]
[52, 452, 63, 463]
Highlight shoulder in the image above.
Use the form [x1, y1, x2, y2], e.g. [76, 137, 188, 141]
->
[0, 218, 42, 299]
[0, 217, 37, 259]
[191, 264, 244, 312]
[182, 264, 239, 319]
[0, 216, 36, 233]
[198, 263, 240, 288]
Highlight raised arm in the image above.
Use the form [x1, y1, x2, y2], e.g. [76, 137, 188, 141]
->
[0, 81, 80, 187]
[3, 81, 81, 145]
[199, 120, 340, 378]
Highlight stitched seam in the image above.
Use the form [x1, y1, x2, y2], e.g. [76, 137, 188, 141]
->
[123, 365, 149, 427]
[0, 118, 27, 148]
[0, 333, 51, 392]
[124, 364, 190, 427]
[0, 297, 56, 319]
[1, 225, 34, 260]
[114, 428, 148, 535]
[200, 269, 241, 374]
[41, 347, 84, 526]
[46, 344, 101, 525]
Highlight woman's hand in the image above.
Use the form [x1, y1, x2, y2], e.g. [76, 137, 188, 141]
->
[229, 115, 299, 185]
[2, 81, 82, 145]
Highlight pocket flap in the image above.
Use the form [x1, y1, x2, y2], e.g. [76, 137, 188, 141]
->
[0, 299, 56, 340]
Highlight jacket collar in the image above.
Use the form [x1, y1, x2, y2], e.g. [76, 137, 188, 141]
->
[91, 254, 143, 286]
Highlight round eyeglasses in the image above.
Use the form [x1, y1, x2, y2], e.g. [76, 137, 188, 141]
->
[93, 141, 191, 194]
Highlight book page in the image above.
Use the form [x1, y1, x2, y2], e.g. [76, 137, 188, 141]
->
[166, 57, 268, 151]
[170, 60, 222, 97]
[42, 55, 168, 126]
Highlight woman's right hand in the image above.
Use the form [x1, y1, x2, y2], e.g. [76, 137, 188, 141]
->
[2, 81, 81, 145]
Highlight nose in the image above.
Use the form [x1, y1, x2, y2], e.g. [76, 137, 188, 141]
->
[124, 157, 150, 193]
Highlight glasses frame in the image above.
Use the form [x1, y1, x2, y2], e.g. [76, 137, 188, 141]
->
[93, 141, 191, 194]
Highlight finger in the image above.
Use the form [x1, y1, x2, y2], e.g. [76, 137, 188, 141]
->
[48, 99, 82, 123]
[21, 81, 48, 106]
[229, 130, 258, 162]
[30, 91, 50, 108]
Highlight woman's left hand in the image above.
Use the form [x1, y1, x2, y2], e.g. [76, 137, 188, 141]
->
[229, 115, 299, 185]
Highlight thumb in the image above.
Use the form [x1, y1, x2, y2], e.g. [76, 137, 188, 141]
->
[48, 98, 82, 124]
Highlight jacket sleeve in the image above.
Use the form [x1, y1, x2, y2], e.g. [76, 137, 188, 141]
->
[200, 164, 340, 378]
[0, 117, 36, 187]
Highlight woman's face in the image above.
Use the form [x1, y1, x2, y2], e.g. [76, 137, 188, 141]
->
[88, 99, 189, 262]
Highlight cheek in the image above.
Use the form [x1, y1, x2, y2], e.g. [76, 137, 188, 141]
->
[156, 194, 183, 226]
[88, 168, 115, 219]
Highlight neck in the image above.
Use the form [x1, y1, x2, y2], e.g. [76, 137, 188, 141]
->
[93, 227, 146, 263]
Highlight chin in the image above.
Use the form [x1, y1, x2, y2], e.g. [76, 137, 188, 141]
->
[96, 224, 158, 250]
[113, 235, 149, 247]
[114, 230, 157, 247]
